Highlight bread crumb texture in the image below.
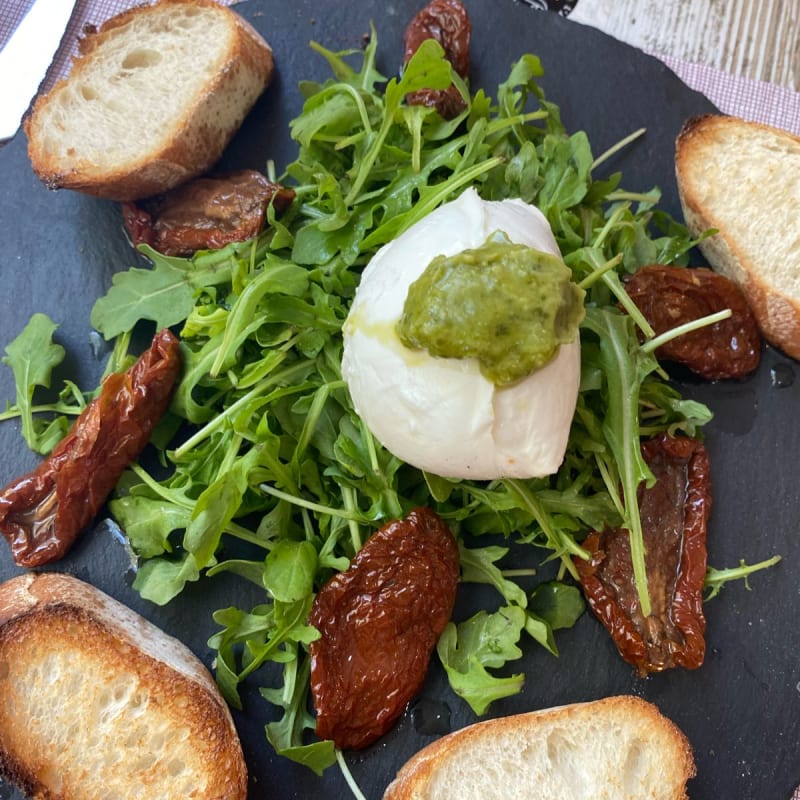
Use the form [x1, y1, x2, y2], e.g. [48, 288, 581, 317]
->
[383, 696, 695, 800]
[676, 115, 800, 357]
[0, 574, 247, 800]
[25, 0, 274, 200]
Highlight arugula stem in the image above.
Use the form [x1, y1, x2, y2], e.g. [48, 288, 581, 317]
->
[394, 156, 504, 236]
[293, 383, 331, 468]
[603, 274, 655, 339]
[486, 109, 548, 133]
[126, 463, 261, 545]
[593, 202, 629, 250]
[334, 131, 367, 151]
[578, 254, 623, 290]
[340, 84, 374, 136]
[340, 486, 363, 553]
[218, 434, 244, 478]
[300, 507, 315, 541]
[335, 751, 368, 800]
[704, 555, 782, 599]
[591, 127, 646, 171]
[605, 189, 660, 204]
[174, 362, 311, 459]
[129, 463, 193, 510]
[361, 420, 381, 475]
[641, 309, 732, 354]
[226, 524, 275, 549]
[0, 402, 83, 422]
[595, 455, 625, 518]
[503, 479, 586, 577]
[345, 114, 394, 204]
[102, 329, 134, 378]
[259, 483, 365, 522]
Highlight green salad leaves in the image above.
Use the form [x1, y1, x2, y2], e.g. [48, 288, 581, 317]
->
[0, 31, 780, 777]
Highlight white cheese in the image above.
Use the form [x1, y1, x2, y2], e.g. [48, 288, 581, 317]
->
[341, 188, 581, 480]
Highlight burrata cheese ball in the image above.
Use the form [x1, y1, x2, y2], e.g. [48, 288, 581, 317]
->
[341, 187, 583, 480]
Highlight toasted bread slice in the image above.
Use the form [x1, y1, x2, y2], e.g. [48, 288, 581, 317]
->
[0, 572, 247, 800]
[24, 0, 274, 201]
[383, 695, 695, 800]
[676, 114, 800, 359]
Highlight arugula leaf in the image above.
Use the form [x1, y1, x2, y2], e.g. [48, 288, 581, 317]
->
[108, 495, 189, 558]
[90, 246, 236, 339]
[580, 307, 659, 614]
[264, 540, 318, 603]
[529, 581, 585, 630]
[263, 653, 336, 774]
[209, 603, 274, 707]
[437, 608, 526, 715]
[2, 313, 66, 453]
[133, 552, 200, 605]
[459, 543, 528, 608]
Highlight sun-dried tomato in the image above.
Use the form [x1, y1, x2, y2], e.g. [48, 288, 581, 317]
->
[309, 507, 459, 750]
[0, 329, 181, 567]
[122, 169, 295, 257]
[624, 264, 761, 380]
[575, 433, 710, 675]
[403, 0, 471, 119]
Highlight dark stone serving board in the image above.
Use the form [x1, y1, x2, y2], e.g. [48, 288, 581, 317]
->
[1, 2, 798, 798]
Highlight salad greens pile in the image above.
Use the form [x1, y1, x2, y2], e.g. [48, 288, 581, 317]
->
[1, 29, 779, 776]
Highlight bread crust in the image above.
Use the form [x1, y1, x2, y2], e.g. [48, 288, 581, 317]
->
[382, 695, 695, 800]
[675, 114, 800, 359]
[24, 0, 274, 201]
[0, 572, 247, 800]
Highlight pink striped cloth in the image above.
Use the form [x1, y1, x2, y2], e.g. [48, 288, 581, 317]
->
[660, 53, 800, 137]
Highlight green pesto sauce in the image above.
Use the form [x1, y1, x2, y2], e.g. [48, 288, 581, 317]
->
[396, 232, 585, 386]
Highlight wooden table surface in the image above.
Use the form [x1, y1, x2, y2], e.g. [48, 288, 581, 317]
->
[570, 0, 800, 91]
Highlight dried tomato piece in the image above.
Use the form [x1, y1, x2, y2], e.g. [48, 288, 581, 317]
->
[574, 433, 711, 675]
[122, 169, 295, 257]
[309, 507, 459, 750]
[624, 264, 761, 379]
[403, 0, 471, 119]
[0, 329, 181, 567]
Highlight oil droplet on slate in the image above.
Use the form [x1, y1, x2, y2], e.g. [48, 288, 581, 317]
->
[411, 699, 452, 735]
[770, 363, 795, 388]
[89, 330, 112, 361]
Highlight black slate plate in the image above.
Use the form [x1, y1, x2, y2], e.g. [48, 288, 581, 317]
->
[1, 2, 798, 799]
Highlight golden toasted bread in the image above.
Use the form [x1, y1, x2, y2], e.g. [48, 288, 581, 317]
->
[25, 0, 274, 201]
[0, 572, 247, 800]
[676, 114, 800, 359]
[383, 695, 695, 800]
